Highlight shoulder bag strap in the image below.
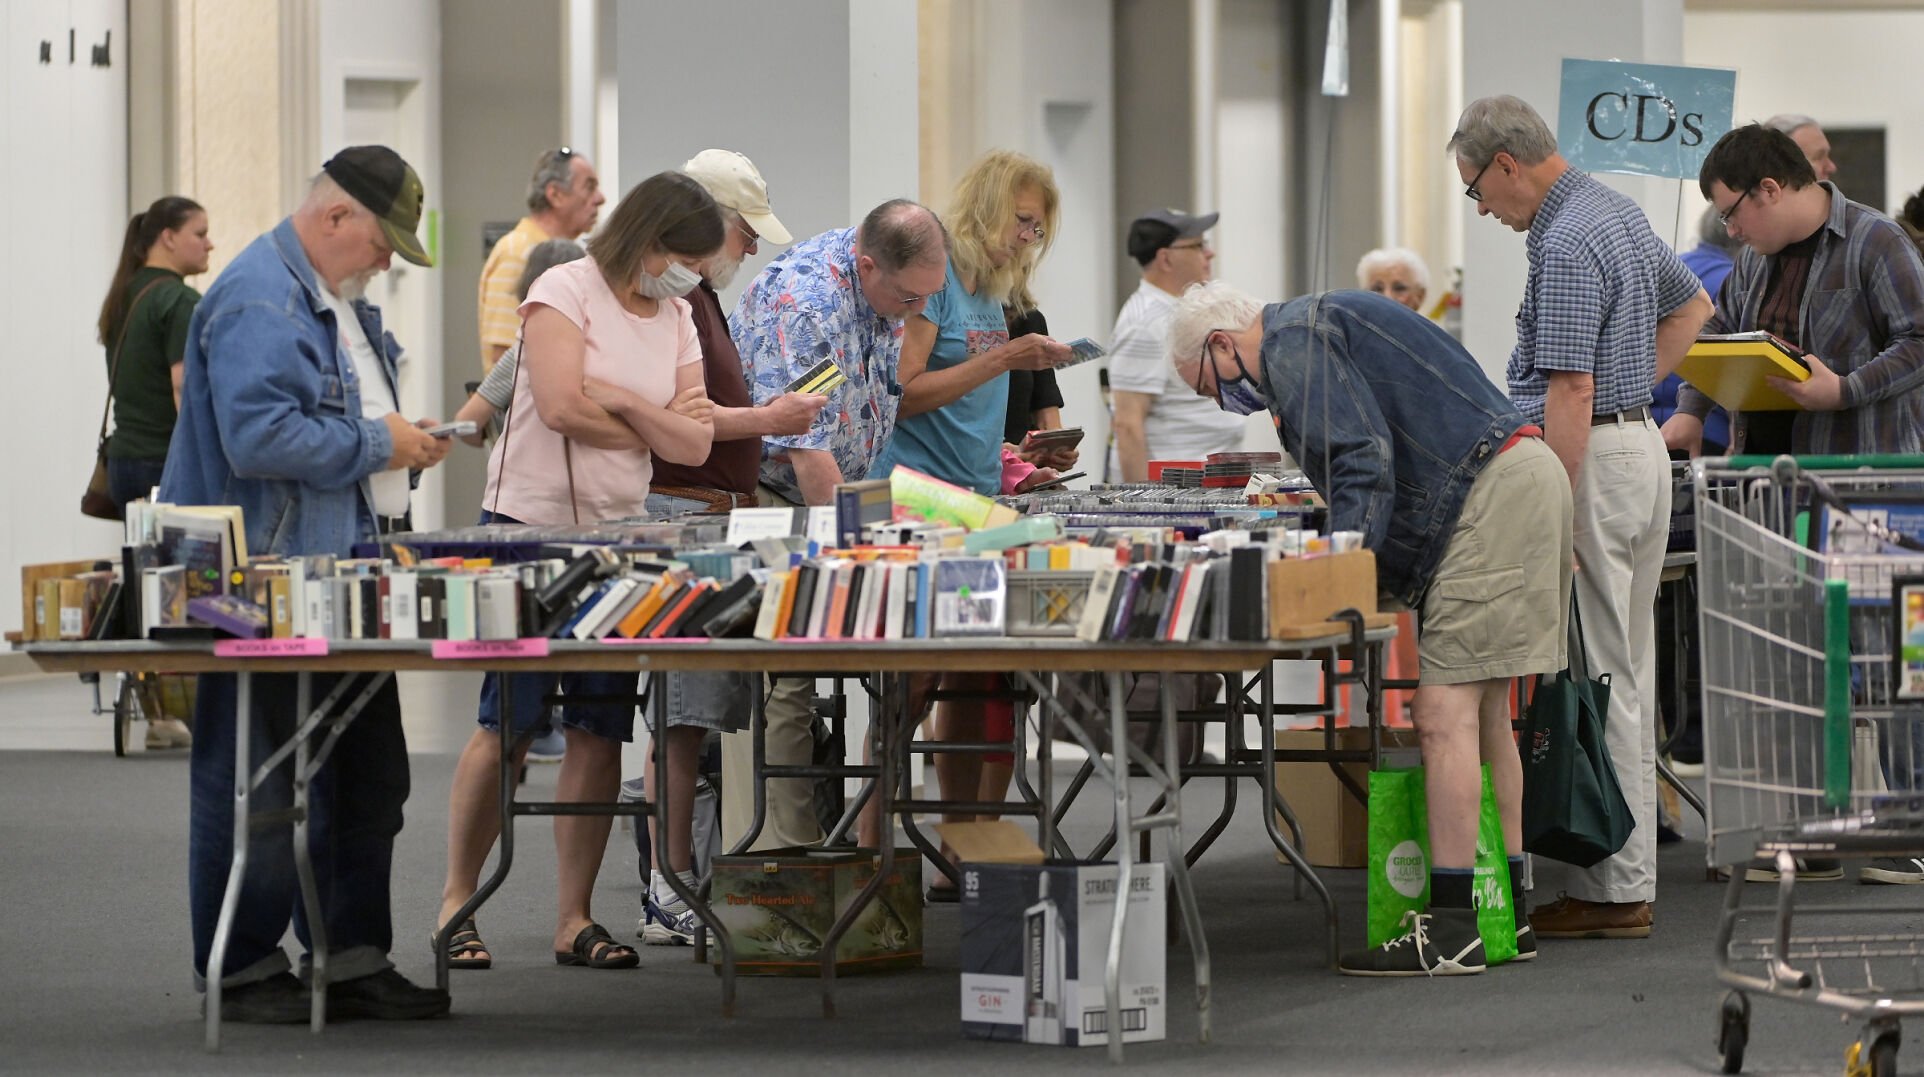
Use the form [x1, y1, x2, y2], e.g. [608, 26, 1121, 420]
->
[486, 325, 581, 525]
[1567, 590, 1595, 682]
[97, 278, 169, 449]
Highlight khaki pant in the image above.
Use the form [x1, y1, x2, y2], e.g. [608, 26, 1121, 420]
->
[1534, 417, 1671, 905]
[719, 675, 824, 851]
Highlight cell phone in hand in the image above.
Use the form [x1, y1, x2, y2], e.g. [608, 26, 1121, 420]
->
[1020, 426, 1085, 453]
[1025, 471, 1086, 492]
[423, 420, 478, 439]
[1059, 338, 1106, 366]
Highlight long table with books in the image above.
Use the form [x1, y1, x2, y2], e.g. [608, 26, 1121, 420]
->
[23, 635, 1354, 1059]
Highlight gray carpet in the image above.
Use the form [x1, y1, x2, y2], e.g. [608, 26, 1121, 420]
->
[0, 726, 1913, 1075]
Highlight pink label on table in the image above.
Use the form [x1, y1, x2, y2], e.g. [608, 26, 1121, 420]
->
[213, 637, 331, 658]
[431, 638, 551, 660]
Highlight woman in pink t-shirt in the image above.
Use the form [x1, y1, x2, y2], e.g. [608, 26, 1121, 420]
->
[440, 172, 721, 971]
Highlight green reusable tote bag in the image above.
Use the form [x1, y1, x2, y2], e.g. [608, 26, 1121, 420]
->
[1520, 594, 1634, 867]
[1365, 766, 1517, 964]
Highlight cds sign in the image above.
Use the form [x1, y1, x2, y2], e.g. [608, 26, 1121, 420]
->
[1556, 58, 1736, 179]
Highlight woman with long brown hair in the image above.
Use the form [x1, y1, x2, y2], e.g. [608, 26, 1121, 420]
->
[95, 196, 212, 512]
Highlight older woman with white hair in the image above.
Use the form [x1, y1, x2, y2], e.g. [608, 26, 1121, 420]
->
[1170, 280, 1571, 978]
[1354, 246, 1430, 311]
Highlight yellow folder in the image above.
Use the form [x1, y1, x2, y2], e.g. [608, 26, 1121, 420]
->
[1675, 334, 1811, 412]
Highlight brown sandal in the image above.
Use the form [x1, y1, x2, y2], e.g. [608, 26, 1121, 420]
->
[443, 918, 491, 970]
[554, 922, 639, 969]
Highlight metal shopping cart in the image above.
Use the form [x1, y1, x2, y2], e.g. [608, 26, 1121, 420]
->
[1695, 455, 1924, 1076]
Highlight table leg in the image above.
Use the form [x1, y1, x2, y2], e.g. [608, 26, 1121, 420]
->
[1101, 670, 1134, 1064]
[1257, 665, 1339, 966]
[434, 672, 522, 994]
[290, 673, 328, 1032]
[205, 671, 251, 1052]
[819, 669, 898, 1018]
[1158, 677, 1211, 1044]
[649, 671, 736, 1016]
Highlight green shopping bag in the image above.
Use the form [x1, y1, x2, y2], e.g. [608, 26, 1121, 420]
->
[1365, 765, 1517, 964]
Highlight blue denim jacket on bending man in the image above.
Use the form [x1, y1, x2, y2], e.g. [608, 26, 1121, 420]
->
[159, 217, 400, 557]
[1259, 290, 1528, 607]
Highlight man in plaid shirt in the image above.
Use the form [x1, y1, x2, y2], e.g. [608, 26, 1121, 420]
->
[1666, 123, 1924, 457]
[1451, 95, 1712, 941]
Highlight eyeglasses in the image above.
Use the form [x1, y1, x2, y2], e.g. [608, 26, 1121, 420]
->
[894, 286, 937, 306]
[1014, 214, 1046, 240]
[1718, 187, 1752, 227]
[1464, 156, 1497, 202]
[734, 218, 761, 247]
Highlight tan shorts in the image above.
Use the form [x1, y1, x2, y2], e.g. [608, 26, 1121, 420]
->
[1417, 437, 1573, 686]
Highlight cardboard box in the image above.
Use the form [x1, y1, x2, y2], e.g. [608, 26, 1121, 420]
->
[707, 846, 921, 976]
[945, 821, 1167, 1048]
[1272, 728, 1421, 868]
[20, 560, 100, 640]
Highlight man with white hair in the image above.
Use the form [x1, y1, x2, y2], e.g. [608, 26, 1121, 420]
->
[1354, 247, 1430, 312]
[477, 147, 606, 373]
[1169, 283, 1572, 976]
[1765, 113, 1837, 184]
[1451, 94, 1712, 941]
[163, 146, 453, 1021]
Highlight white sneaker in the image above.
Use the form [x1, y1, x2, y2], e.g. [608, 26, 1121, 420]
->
[1859, 857, 1924, 884]
[640, 895, 699, 945]
[145, 717, 192, 750]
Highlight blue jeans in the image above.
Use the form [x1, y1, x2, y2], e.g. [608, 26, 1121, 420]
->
[474, 507, 638, 742]
[107, 455, 167, 515]
[188, 672, 407, 989]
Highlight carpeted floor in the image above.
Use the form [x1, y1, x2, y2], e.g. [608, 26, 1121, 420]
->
[0, 671, 1914, 1075]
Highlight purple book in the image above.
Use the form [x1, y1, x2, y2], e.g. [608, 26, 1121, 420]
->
[186, 594, 271, 639]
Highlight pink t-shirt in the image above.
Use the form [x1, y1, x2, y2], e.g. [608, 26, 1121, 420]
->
[482, 257, 701, 524]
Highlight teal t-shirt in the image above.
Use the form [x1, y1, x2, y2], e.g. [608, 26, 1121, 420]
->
[874, 259, 1010, 495]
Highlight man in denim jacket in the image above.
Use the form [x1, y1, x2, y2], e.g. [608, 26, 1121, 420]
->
[1171, 284, 1573, 977]
[160, 146, 451, 1023]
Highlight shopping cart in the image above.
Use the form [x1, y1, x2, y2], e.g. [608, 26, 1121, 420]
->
[1695, 455, 1924, 1076]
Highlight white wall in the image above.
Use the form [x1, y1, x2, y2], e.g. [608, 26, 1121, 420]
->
[316, 0, 447, 528]
[1685, 8, 1923, 217]
[1, 0, 129, 625]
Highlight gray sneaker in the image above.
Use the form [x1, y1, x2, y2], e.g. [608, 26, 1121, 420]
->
[1859, 856, 1924, 884]
[1338, 908, 1485, 977]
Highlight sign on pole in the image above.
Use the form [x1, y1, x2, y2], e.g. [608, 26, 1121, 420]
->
[1557, 58, 1736, 180]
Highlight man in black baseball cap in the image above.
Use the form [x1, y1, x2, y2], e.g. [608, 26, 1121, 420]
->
[1109, 206, 1238, 484]
[322, 145, 434, 267]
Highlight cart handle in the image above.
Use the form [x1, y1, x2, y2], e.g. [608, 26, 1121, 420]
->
[1823, 578, 1852, 810]
[1723, 453, 1924, 471]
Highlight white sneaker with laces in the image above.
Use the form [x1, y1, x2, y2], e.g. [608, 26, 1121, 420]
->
[1859, 856, 1924, 884]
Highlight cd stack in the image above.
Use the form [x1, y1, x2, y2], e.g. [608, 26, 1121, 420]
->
[1201, 451, 1284, 489]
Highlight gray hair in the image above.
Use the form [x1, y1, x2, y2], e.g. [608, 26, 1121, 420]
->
[1765, 113, 1821, 136]
[1447, 95, 1559, 168]
[514, 238, 587, 301]
[1695, 204, 1738, 253]
[1354, 247, 1430, 292]
[1167, 280, 1264, 375]
[856, 199, 950, 275]
[526, 149, 578, 212]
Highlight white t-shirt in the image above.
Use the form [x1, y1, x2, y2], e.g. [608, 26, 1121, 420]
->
[320, 288, 411, 517]
[1106, 279, 1247, 468]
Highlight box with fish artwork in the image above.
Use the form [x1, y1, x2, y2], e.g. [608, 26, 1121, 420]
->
[708, 846, 922, 976]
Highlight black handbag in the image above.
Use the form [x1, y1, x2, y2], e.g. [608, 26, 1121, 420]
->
[1520, 594, 1636, 867]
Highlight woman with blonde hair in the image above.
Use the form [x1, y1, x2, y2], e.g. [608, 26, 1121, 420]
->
[871, 150, 1072, 897]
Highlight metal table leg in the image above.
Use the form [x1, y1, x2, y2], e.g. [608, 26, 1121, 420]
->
[205, 671, 250, 1052]
[817, 669, 899, 1017]
[433, 672, 525, 993]
[1100, 671, 1136, 1063]
[1157, 677, 1211, 1044]
[290, 673, 328, 1033]
[648, 670, 736, 1016]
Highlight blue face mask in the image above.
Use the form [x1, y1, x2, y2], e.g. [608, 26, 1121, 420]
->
[1209, 344, 1267, 416]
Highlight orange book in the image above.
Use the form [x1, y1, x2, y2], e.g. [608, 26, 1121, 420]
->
[614, 575, 677, 638]
[649, 581, 713, 639]
[772, 569, 800, 640]
[824, 564, 854, 639]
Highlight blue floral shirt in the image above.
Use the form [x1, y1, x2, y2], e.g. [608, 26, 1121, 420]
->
[731, 227, 905, 504]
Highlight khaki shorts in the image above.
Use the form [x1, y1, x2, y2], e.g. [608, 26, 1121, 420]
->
[1418, 437, 1573, 685]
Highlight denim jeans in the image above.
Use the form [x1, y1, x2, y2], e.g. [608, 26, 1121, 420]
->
[107, 455, 167, 515]
[188, 671, 408, 989]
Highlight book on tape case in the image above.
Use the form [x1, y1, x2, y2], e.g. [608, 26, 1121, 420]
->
[1675, 332, 1811, 412]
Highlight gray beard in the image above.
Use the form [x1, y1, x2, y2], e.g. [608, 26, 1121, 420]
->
[704, 254, 744, 291]
[334, 268, 377, 302]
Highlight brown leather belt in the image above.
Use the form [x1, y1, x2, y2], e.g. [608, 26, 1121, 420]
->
[1591, 405, 1651, 426]
[648, 484, 755, 514]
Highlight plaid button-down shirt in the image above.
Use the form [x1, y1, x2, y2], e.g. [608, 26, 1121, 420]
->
[1508, 170, 1703, 425]
[1677, 183, 1924, 454]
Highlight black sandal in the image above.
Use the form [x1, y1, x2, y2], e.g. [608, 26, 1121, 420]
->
[442, 918, 491, 970]
[554, 922, 639, 969]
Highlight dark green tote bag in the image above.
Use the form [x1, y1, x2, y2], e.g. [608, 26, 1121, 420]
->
[1520, 595, 1635, 867]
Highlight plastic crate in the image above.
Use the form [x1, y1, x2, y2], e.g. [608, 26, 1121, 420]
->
[1005, 570, 1094, 636]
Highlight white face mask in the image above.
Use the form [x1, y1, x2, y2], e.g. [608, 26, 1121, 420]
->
[637, 260, 702, 299]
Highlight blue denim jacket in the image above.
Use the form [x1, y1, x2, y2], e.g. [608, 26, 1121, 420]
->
[159, 219, 399, 558]
[1260, 291, 1528, 606]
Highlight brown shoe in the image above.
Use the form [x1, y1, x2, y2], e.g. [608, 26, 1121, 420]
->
[1527, 894, 1651, 939]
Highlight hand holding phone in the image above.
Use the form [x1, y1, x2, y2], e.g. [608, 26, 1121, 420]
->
[1023, 470, 1085, 493]
[1059, 338, 1107, 366]
[422, 420, 478, 439]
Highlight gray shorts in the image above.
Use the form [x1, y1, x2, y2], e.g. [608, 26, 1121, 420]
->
[642, 670, 753, 733]
[1418, 436, 1573, 685]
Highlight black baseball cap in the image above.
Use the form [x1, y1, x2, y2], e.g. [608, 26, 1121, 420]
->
[1126, 207, 1219, 265]
[322, 145, 433, 267]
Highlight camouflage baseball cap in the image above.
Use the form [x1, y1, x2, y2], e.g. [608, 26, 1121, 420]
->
[322, 145, 432, 267]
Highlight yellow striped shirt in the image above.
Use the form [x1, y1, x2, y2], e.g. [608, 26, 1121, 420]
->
[476, 216, 552, 373]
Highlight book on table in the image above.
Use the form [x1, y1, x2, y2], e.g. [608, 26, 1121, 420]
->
[1675, 331, 1811, 412]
